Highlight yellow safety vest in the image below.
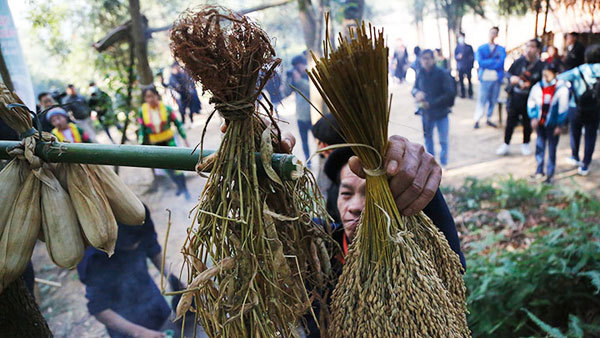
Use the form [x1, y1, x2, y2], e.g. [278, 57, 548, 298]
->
[52, 123, 82, 143]
[141, 102, 175, 144]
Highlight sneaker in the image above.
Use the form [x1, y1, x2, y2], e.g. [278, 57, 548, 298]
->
[531, 173, 545, 180]
[474, 122, 480, 129]
[544, 176, 554, 184]
[566, 156, 583, 167]
[496, 143, 510, 156]
[521, 143, 532, 156]
[577, 167, 590, 176]
[486, 120, 498, 128]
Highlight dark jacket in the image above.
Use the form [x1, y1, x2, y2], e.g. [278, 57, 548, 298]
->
[506, 56, 544, 112]
[412, 66, 456, 120]
[564, 41, 586, 70]
[455, 43, 474, 71]
[62, 94, 91, 120]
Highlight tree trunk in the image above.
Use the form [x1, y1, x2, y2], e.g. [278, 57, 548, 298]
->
[0, 278, 52, 337]
[128, 0, 153, 87]
[542, 0, 550, 35]
[534, 4, 540, 38]
[434, 0, 444, 50]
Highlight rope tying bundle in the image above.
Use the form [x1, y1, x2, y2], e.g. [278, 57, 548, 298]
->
[214, 100, 255, 121]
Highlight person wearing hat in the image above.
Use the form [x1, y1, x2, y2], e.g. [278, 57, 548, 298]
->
[527, 63, 569, 184]
[48, 107, 91, 143]
[289, 54, 312, 165]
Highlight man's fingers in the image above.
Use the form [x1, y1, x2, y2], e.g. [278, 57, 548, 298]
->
[348, 156, 366, 178]
[389, 143, 423, 201]
[393, 159, 429, 212]
[281, 132, 296, 153]
[402, 166, 441, 216]
[385, 135, 407, 176]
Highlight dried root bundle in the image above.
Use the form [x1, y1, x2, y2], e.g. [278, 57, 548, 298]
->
[307, 21, 469, 337]
[171, 6, 333, 336]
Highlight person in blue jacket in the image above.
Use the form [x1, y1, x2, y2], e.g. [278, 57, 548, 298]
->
[557, 44, 600, 176]
[78, 206, 175, 338]
[474, 26, 506, 129]
[527, 63, 570, 183]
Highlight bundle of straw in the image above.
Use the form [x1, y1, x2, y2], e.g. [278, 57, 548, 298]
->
[307, 22, 469, 336]
[170, 7, 334, 336]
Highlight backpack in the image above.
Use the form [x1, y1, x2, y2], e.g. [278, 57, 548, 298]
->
[574, 67, 600, 122]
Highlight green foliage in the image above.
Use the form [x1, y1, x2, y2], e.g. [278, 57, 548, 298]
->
[461, 178, 600, 337]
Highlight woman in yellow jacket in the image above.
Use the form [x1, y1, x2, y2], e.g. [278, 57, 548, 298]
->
[138, 87, 191, 200]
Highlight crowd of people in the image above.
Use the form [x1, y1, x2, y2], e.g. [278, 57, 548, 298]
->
[393, 28, 599, 183]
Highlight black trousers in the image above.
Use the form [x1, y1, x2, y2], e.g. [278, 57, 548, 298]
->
[505, 102, 532, 145]
[457, 69, 472, 98]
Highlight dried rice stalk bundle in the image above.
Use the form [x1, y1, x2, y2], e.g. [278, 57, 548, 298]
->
[0, 83, 33, 135]
[0, 160, 28, 237]
[39, 165, 85, 269]
[0, 171, 41, 293]
[307, 21, 469, 337]
[171, 7, 333, 336]
[65, 164, 118, 256]
[89, 165, 145, 226]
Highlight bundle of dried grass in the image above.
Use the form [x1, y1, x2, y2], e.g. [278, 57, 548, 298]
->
[307, 21, 469, 337]
[170, 6, 334, 336]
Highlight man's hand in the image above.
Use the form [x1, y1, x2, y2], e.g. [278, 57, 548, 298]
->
[554, 126, 562, 136]
[348, 135, 441, 216]
[531, 118, 539, 130]
[509, 75, 520, 85]
[133, 328, 166, 338]
[414, 91, 426, 102]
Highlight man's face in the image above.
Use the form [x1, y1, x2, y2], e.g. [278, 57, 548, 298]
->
[566, 34, 575, 46]
[40, 94, 56, 109]
[337, 164, 365, 242]
[49, 114, 68, 129]
[525, 41, 540, 60]
[489, 28, 499, 42]
[66, 87, 76, 96]
[419, 53, 435, 71]
[296, 63, 307, 73]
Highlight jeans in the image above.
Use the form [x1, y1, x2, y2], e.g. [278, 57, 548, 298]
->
[422, 115, 449, 166]
[570, 115, 599, 169]
[457, 69, 473, 98]
[504, 100, 532, 145]
[535, 125, 560, 178]
[474, 80, 501, 122]
[297, 119, 312, 162]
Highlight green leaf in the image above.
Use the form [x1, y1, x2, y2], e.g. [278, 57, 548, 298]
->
[568, 315, 584, 338]
[522, 308, 567, 338]
[577, 271, 600, 294]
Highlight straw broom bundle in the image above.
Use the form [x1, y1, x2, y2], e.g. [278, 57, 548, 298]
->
[170, 7, 335, 336]
[307, 22, 469, 337]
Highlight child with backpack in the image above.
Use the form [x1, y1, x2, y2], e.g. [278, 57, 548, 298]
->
[557, 44, 600, 176]
[528, 64, 569, 183]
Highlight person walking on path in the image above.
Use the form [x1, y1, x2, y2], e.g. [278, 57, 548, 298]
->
[392, 41, 409, 83]
[289, 54, 312, 165]
[412, 49, 456, 168]
[557, 44, 600, 176]
[496, 39, 545, 156]
[138, 87, 191, 199]
[474, 26, 506, 129]
[455, 32, 475, 99]
[563, 32, 586, 71]
[165, 62, 202, 126]
[88, 82, 122, 143]
[528, 64, 569, 183]
[62, 84, 97, 142]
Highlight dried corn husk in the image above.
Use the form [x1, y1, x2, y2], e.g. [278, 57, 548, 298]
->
[67, 164, 117, 256]
[0, 171, 41, 293]
[39, 166, 85, 269]
[0, 159, 27, 237]
[89, 165, 145, 226]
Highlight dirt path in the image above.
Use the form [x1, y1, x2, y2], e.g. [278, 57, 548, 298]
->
[32, 79, 600, 336]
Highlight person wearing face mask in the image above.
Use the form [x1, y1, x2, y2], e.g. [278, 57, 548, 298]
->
[455, 32, 474, 99]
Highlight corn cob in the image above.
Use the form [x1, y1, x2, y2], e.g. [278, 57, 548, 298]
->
[0, 171, 41, 293]
[89, 165, 145, 226]
[39, 166, 85, 269]
[67, 164, 118, 256]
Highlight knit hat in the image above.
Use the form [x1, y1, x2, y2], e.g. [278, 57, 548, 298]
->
[312, 114, 345, 146]
[46, 107, 69, 120]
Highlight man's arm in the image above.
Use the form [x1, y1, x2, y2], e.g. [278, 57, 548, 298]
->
[96, 309, 165, 338]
